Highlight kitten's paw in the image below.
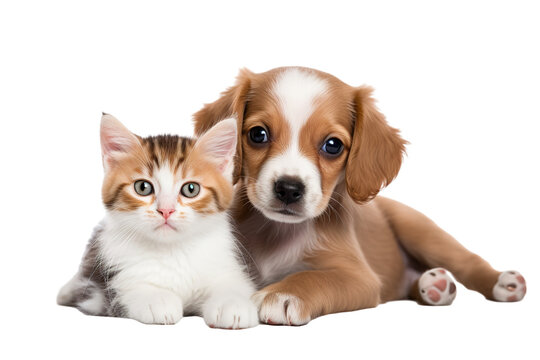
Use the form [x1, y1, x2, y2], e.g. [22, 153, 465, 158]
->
[418, 268, 457, 306]
[124, 288, 183, 325]
[493, 271, 527, 302]
[203, 296, 258, 329]
[252, 291, 311, 326]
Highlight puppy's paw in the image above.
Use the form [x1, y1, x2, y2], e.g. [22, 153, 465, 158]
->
[252, 291, 311, 326]
[418, 268, 457, 306]
[124, 288, 183, 325]
[492, 271, 526, 302]
[203, 296, 259, 329]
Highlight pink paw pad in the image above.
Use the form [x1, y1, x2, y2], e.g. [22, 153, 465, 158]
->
[418, 268, 457, 306]
[493, 271, 526, 302]
[427, 289, 441, 303]
[433, 279, 447, 292]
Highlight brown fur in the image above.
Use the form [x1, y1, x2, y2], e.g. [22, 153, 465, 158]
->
[347, 87, 407, 203]
[194, 66, 511, 322]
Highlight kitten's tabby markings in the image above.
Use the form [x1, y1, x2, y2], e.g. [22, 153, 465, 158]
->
[58, 114, 258, 328]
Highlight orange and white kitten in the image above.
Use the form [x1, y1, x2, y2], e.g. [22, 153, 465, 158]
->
[57, 114, 258, 329]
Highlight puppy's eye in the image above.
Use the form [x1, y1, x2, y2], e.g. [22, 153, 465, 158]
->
[134, 180, 154, 196]
[248, 126, 269, 144]
[321, 138, 344, 156]
[181, 182, 200, 198]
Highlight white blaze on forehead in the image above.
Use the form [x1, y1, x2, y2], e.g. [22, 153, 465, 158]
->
[154, 164, 178, 208]
[251, 68, 327, 222]
[272, 68, 329, 132]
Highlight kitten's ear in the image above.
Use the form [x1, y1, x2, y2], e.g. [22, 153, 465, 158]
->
[194, 68, 253, 184]
[100, 113, 139, 171]
[193, 117, 237, 181]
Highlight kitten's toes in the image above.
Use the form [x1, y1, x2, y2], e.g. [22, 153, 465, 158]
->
[124, 288, 183, 325]
[203, 297, 259, 329]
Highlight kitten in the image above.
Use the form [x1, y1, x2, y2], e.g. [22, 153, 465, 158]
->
[57, 114, 258, 329]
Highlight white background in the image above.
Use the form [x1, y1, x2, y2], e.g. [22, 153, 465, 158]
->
[1, 1, 538, 359]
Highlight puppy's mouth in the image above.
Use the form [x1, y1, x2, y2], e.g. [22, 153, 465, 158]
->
[275, 208, 299, 216]
[263, 205, 307, 224]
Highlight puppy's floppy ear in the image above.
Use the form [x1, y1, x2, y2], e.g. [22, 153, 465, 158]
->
[346, 86, 407, 203]
[193, 68, 253, 184]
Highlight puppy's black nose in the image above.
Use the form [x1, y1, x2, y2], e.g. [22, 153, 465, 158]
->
[274, 177, 305, 205]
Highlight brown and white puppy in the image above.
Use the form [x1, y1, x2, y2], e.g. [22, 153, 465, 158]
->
[194, 67, 527, 325]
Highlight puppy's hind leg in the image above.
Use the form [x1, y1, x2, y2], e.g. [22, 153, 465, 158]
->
[376, 197, 526, 302]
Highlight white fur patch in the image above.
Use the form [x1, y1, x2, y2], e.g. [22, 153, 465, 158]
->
[153, 164, 178, 210]
[272, 68, 328, 131]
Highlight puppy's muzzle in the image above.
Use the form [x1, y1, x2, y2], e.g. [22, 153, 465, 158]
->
[274, 176, 305, 205]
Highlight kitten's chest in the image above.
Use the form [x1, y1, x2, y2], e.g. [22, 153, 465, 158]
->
[100, 232, 206, 299]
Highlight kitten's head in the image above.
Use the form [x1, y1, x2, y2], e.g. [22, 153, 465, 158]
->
[100, 113, 237, 243]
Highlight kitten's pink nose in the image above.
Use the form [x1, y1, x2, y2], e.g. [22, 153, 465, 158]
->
[157, 208, 175, 220]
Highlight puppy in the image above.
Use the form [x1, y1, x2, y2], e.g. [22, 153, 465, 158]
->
[194, 66, 526, 325]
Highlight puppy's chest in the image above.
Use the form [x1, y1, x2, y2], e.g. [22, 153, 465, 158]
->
[243, 223, 314, 287]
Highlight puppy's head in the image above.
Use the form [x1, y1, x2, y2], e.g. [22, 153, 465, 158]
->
[194, 67, 406, 224]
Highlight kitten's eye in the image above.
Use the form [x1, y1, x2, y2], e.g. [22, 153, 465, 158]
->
[181, 182, 200, 198]
[134, 180, 153, 196]
[321, 138, 344, 156]
[248, 126, 269, 144]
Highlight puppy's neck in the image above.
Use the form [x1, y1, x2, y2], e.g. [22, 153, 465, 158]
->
[235, 199, 313, 249]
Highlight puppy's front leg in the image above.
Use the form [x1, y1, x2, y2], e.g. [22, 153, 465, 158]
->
[253, 251, 381, 325]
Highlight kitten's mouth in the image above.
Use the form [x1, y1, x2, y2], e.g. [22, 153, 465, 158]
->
[157, 222, 177, 231]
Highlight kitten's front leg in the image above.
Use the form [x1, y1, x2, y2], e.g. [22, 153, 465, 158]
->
[118, 284, 183, 325]
[202, 281, 259, 329]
